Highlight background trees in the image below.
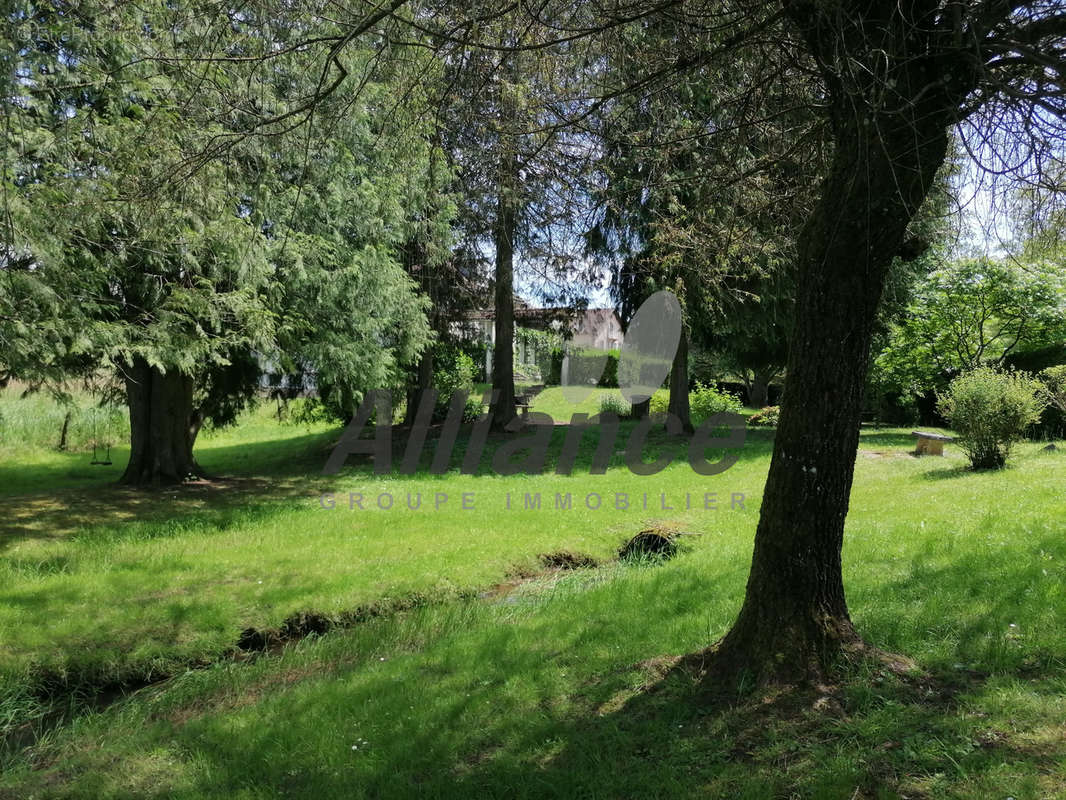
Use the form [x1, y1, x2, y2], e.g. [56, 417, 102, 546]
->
[1, 3, 445, 482]
[874, 257, 1066, 409]
[586, 8, 825, 421]
[3, 3, 278, 482]
[431, 4, 600, 429]
[247, 44, 447, 423]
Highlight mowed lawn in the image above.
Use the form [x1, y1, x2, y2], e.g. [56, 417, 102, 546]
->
[1, 389, 1065, 799]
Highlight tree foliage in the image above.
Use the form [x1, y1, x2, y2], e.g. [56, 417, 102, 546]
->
[874, 258, 1066, 400]
[1, 2, 448, 479]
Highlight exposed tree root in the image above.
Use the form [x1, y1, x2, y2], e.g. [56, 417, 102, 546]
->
[682, 620, 917, 704]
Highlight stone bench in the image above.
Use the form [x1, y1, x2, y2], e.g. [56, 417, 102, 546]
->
[911, 430, 955, 456]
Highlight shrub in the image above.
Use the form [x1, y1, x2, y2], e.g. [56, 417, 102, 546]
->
[646, 384, 743, 423]
[937, 367, 1046, 469]
[545, 348, 565, 385]
[648, 388, 670, 416]
[516, 327, 563, 385]
[748, 405, 780, 427]
[433, 347, 476, 421]
[462, 396, 485, 422]
[689, 381, 744, 422]
[288, 396, 335, 426]
[1041, 365, 1066, 414]
[597, 349, 620, 388]
[598, 393, 630, 418]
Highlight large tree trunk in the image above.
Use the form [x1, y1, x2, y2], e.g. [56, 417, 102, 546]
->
[746, 371, 771, 410]
[120, 357, 204, 485]
[490, 194, 517, 430]
[667, 329, 693, 434]
[490, 60, 519, 431]
[710, 100, 955, 683]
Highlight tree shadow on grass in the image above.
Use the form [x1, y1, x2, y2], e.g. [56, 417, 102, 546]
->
[144, 631, 1066, 800]
[0, 475, 336, 550]
[0, 424, 343, 549]
[0, 417, 769, 552]
[918, 464, 975, 481]
[196, 428, 338, 478]
[454, 661, 1061, 800]
[851, 532, 1066, 672]
[102, 536, 1066, 800]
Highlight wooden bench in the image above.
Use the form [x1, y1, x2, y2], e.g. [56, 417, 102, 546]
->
[911, 430, 954, 456]
[515, 384, 546, 417]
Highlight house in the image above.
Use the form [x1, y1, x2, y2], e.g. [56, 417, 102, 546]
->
[568, 308, 622, 351]
[455, 305, 623, 380]
[458, 306, 621, 349]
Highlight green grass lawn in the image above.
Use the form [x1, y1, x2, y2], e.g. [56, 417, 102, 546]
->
[1, 388, 1065, 798]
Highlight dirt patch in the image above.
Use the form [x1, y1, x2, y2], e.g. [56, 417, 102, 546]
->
[237, 594, 445, 653]
[857, 449, 912, 459]
[236, 627, 281, 652]
[634, 655, 684, 689]
[538, 550, 599, 570]
[280, 611, 332, 638]
[619, 528, 683, 561]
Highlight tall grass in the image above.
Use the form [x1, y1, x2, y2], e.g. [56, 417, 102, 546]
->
[0, 386, 127, 454]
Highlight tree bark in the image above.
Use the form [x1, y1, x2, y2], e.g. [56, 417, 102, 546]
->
[710, 94, 957, 683]
[120, 357, 204, 485]
[406, 349, 435, 426]
[490, 57, 519, 431]
[747, 372, 771, 410]
[57, 410, 72, 451]
[667, 329, 694, 434]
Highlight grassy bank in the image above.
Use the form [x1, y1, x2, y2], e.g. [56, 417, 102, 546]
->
[1, 387, 1064, 798]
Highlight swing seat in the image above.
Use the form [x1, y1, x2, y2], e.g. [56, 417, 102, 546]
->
[88, 395, 117, 466]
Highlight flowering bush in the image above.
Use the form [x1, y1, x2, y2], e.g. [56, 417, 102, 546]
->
[747, 406, 780, 427]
